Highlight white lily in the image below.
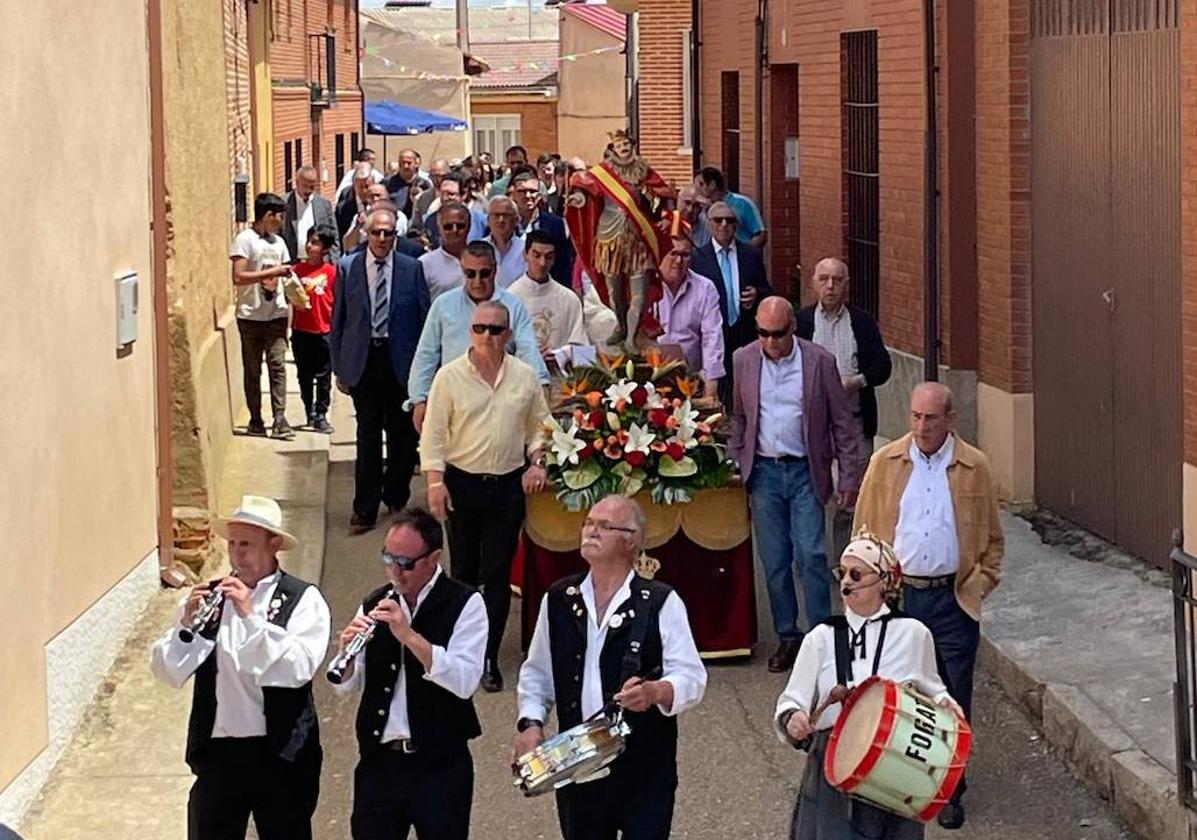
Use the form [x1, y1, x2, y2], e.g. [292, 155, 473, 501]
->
[550, 422, 588, 465]
[604, 378, 638, 406]
[642, 381, 666, 409]
[624, 422, 655, 455]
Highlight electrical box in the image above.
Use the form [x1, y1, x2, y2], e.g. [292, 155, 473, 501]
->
[784, 137, 800, 180]
[115, 271, 138, 349]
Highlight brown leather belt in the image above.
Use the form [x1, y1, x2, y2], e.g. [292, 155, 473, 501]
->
[902, 573, 956, 590]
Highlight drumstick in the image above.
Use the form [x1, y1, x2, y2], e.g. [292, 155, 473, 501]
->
[809, 684, 850, 727]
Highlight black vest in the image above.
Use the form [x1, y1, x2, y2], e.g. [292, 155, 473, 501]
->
[546, 573, 677, 770]
[355, 574, 482, 757]
[185, 571, 319, 767]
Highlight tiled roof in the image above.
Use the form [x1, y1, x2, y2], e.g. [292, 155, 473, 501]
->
[361, 6, 559, 46]
[470, 40, 560, 89]
[562, 3, 626, 41]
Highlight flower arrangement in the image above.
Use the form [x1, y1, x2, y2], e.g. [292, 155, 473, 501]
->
[543, 351, 735, 510]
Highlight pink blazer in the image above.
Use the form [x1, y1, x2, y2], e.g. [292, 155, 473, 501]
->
[727, 338, 863, 505]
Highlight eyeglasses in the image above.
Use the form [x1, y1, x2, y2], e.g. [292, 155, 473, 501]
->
[756, 327, 790, 340]
[369, 229, 397, 238]
[382, 549, 432, 571]
[710, 216, 738, 226]
[516, 187, 540, 195]
[471, 323, 507, 336]
[582, 518, 637, 535]
[666, 250, 692, 261]
[442, 222, 469, 231]
[463, 268, 494, 280]
[831, 566, 880, 583]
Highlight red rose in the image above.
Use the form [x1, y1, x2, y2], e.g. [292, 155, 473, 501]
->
[625, 450, 647, 468]
[648, 408, 670, 427]
[577, 442, 594, 459]
[666, 442, 685, 461]
[630, 386, 648, 407]
[588, 410, 605, 429]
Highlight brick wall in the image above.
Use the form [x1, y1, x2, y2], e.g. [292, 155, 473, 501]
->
[637, 0, 693, 186]
[471, 98, 560, 161]
[1183, 0, 1197, 462]
[976, 0, 1031, 394]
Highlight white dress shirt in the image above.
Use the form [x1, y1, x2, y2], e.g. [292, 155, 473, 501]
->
[293, 193, 315, 251]
[486, 233, 528, 289]
[150, 571, 331, 739]
[366, 251, 393, 338]
[517, 570, 708, 724]
[894, 435, 961, 577]
[756, 341, 806, 458]
[330, 566, 488, 743]
[773, 603, 951, 738]
[419, 247, 465, 301]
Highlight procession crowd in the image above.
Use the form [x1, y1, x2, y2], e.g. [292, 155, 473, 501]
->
[155, 136, 1006, 840]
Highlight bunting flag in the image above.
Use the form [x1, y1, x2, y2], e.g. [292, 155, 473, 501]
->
[363, 43, 623, 82]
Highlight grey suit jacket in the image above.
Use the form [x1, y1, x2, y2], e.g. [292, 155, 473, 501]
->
[282, 191, 339, 261]
[727, 337, 862, 505]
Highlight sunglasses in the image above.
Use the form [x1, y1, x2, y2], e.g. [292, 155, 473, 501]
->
[442, 222, 469, 231]
[463, 268, 494, 280]
[710, 217, 738, 225]
[756, 327, 790, 339]
[382, 549, 431, 571]
[471, 323, 507, 336]
[831, 566, 879, 583]
[369, 229, 397, 238]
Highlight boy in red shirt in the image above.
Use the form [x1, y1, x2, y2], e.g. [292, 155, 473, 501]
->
[292, 227, 338, 432]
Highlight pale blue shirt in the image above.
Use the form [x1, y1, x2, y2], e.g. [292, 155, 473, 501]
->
[756, 341, 806, 458]
[407, 285, 550, 405]
[486, 233, 528, 289]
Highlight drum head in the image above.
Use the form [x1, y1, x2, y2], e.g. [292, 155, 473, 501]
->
[829, 680, 889, 783]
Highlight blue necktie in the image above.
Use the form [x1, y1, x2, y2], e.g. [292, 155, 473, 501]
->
[719, 247, 739, 326]
[373, 260, 389, 337]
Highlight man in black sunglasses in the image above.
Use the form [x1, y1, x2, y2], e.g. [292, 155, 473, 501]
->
[330, 206, 432, 535]
[330, 507, 487, 840]
[727, 296, 862, 674]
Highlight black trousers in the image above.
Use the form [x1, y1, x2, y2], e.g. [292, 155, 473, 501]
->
[187, 737, 321, 840]
[351, 344, 418, 522]
[444, 465, 525, 660]
[292, 329, 331, 420]
[555, 759, 678, 840]
[350, 745, 473, 840]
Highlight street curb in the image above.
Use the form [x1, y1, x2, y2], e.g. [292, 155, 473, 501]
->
[979, 635, 1192, 840]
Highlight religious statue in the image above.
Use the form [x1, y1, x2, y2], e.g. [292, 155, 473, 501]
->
[566, 130, 676, 347]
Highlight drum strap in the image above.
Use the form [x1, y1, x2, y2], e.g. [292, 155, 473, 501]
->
[835, 615, 894, 687]
[617, 583, 657, 688]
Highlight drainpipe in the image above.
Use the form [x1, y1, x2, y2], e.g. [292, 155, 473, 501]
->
[626, 12, 638, 136]
[754, 0, 766, 205]
[691, 0, 701, 173]
[922, 0, 941, 381]
[147, 0, 173, 578]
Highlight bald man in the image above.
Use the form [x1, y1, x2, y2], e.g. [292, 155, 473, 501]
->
[852, 382, 1004, 830]
[728, 296, 861, 674]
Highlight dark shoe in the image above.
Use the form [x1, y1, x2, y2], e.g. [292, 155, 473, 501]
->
[312, 416, 334, 434]
[767, 638, 802, 673]
[349, 513, 376, 535]
[271, 420, 296, 440]
[245, 418, 268, 436]
[937, 802, 965, 830]
[481, 658, 503, 693]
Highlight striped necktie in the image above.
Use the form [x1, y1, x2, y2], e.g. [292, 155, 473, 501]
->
[373, 259, 389, 337]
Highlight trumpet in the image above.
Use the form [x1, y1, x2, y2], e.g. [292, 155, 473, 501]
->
[327, 587, 395, 684]
[178, 572, 236, 643]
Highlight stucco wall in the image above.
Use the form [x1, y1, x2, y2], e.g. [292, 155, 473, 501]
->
[558, 18, 625, 163]
[0, 0, 158, 802]
[163, 0, 240, 512]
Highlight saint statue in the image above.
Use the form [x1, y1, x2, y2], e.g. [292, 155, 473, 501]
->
[566, 130, 676, 347]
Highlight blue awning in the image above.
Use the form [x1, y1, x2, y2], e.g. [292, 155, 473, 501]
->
[365, 100, 468, 136]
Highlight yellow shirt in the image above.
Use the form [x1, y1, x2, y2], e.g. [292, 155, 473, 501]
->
[420, 351, 551, 475]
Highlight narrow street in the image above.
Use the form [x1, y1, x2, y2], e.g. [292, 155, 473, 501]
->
[309, 413, 1138, 840]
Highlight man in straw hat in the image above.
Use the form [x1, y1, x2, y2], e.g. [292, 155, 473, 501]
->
[151, 495, 331, 840]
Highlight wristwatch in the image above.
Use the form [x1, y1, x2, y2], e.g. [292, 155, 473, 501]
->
[516, 717, 544, 733]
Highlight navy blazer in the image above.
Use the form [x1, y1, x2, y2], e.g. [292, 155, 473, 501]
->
[690, 240, 772, 351]
[330, 248, 431, 390]
[527, 211, 575, 290]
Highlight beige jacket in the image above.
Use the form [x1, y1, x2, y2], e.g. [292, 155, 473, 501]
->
[852, 432, 1003, 621]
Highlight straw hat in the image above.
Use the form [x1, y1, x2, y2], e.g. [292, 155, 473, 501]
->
[213, 495, 298, 550]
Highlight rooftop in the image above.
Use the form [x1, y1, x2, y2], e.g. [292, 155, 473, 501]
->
[561, 3, 626, 41]
[470, 39, 559, 89]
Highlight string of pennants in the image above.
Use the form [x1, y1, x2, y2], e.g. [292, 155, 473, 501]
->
[363, 43, 624, 82]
